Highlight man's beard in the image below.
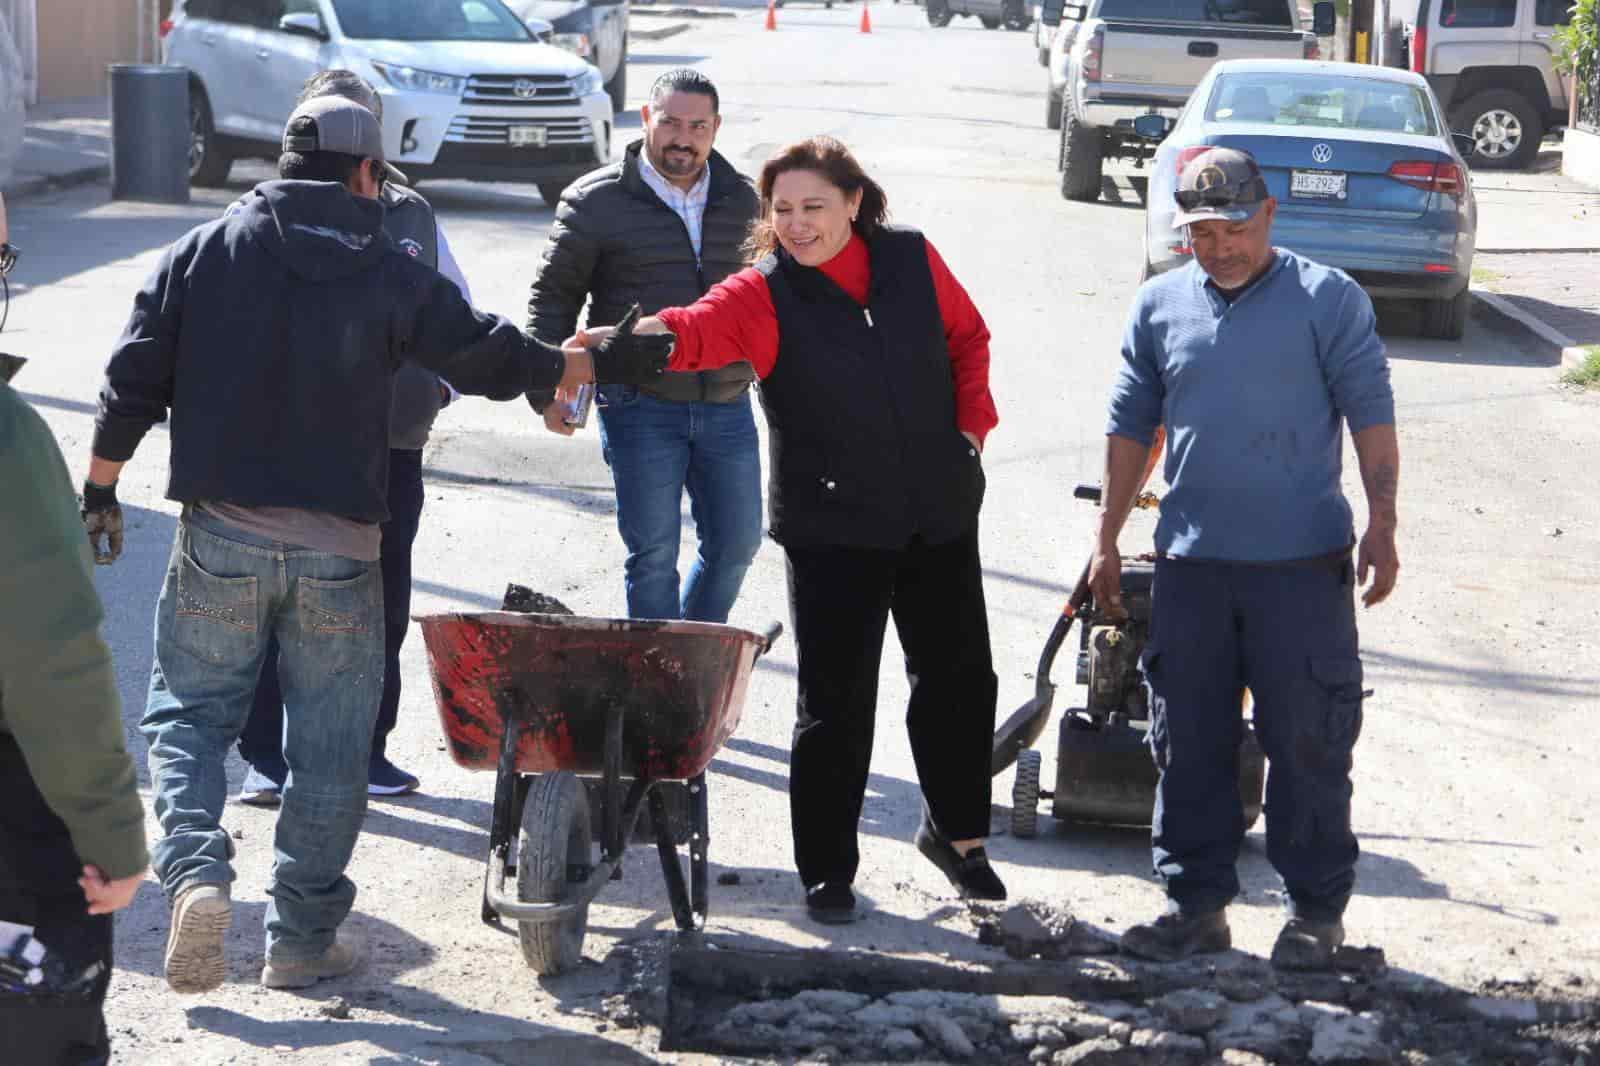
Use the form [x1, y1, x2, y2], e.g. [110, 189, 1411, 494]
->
[659, 147, 698, 175]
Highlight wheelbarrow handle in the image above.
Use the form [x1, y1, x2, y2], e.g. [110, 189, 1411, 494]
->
[756, 621, 785, 657]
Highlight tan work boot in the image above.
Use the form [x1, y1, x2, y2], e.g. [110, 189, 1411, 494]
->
[1120, 907, 1232, 962]
[1271, 917, 1345, 971]
[261, 937, 362, 990]
[164, 882, 232, 993]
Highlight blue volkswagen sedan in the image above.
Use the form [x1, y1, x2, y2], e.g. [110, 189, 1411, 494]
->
[1142, 59, 1478, 339]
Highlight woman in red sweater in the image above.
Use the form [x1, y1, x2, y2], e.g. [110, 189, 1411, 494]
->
[573, 136, 1004, 924]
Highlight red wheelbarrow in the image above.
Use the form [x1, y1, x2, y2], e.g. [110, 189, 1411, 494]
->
[415, 605, 782, 975]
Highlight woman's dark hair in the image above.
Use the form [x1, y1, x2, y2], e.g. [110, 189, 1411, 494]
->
[278, 117, 366, 184]
[743, 136, 889, 263]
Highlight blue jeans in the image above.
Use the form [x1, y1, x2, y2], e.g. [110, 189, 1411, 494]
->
[596, 386, 763, 622]
[1143, 554, 1363, 923]
[140, 515, 383, 961]
[238, 448, 425, 776]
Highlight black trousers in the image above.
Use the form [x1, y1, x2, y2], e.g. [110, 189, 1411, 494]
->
[784, 526, 998, 888]
[0, 734, 113, 1066]
[238, 447, 426, 773]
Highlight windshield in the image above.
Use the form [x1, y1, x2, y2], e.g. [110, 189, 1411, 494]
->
[1096, 0, 1293, 26]
[1206, 73, 1440, 135]
[331, 0, 533, 41]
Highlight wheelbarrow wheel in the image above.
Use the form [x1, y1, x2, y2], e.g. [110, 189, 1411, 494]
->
[1011, 749, 1042, 839]
[516, 771, 592, 975]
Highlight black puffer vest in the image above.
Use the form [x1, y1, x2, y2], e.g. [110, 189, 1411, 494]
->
[756, 226, 985, 550]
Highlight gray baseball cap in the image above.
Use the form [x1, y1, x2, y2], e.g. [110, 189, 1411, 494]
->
[282, 95, 408, 185]
[1172, 147, 1270, 227]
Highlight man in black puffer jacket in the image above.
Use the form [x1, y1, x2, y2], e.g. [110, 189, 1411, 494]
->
[528, 69, 763, 625]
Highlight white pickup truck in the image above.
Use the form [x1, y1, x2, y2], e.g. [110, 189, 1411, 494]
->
[1042, 0, 1336, 201]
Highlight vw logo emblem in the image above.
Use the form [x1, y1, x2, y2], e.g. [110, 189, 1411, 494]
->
[513, 78, 539, 100]
[1311, 143, 1334, 164]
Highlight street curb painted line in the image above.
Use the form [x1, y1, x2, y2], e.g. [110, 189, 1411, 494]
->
[1472, 291, 1579, 357]
[0, 164, 111, 204]
[632, 21, 694, 39]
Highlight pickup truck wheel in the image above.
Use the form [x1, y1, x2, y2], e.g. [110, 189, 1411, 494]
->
[1003, 0, 1030, 29]
[1452, 90, 1543, 171]
[979, 15, 1002, 27]
[1059, 112, 1104, 202]
[188, 86, 233, 188]
[926, 0, 953, 25]
[605, 42, 627, 113]
[1420, 285, 1470, 341]
[1045, 89, 1063, 130]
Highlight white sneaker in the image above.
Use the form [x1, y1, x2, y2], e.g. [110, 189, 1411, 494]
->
[164, 882, 232, 993]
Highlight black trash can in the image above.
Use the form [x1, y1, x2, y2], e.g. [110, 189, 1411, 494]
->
[109, 64, 190, 204]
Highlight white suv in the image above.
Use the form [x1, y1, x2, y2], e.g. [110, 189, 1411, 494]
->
[163, 0, 614, 204]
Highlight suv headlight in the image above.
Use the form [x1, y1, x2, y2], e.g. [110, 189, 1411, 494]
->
[573, 65, 604, 97]
[371, 62, 465, 96]
[550, 32, 592, 58]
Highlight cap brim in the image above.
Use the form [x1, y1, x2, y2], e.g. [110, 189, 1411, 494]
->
[1172, 200, 1262, 229]
[383, 161, 410, 186]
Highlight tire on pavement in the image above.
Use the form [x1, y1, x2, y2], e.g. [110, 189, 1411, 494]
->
[605, 42, 627, 114]
[1011, 749, 1042, 839]
[980, 15, 1002, 27]
[1046, 88, 1063, 130]
[1451, 89, 1543, 171]
[1420, 284, 1471, 341]
[188, 85, 233, 188]
[1059, 110, 1104, 202]
[516, 771, 592, 975]
[926, 0, 953, 25]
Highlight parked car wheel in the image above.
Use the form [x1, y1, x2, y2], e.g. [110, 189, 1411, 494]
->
[926, 0, 953, 25]
[1038, 45, 1050, 65]
[188, 86, 233, 188]
[1421, 285, 1470, 341]
[605, 43, 627, 114]
[1059, 112, 1103, 202]
[1045, 88, 1062, 130]
[979, 15, 1002, 27]
[1003, 0, 1031, 29]
[1452, 90, 1543, 171]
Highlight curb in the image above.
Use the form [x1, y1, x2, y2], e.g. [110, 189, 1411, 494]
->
[632, 7, 741, 18]
[0, 163, 111, 203]
[632, 21, 694, 39]
[1471, 291, 1591, 371]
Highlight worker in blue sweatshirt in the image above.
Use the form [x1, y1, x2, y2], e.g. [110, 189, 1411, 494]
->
[1092, 147, 1400, 972]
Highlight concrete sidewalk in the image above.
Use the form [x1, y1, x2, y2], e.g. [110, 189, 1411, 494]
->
[0, 96, 111, 201]
[1468, 142, 1600, 370]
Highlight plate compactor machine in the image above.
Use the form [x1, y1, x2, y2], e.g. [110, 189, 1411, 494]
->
[991, 460, 1266, 839]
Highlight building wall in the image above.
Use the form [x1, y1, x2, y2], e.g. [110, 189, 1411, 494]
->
[35, 0, 143, 102]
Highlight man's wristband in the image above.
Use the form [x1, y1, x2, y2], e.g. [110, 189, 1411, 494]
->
[82, 480, 118, 510]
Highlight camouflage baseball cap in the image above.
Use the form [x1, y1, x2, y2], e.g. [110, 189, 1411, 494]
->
[1172, 147, 1270, 227]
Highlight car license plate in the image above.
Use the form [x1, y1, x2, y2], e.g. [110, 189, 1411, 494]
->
[508, 125, 548, 148]
[1290, 168, 1347, 200]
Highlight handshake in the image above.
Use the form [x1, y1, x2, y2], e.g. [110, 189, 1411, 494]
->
[557, 305, 674, 391]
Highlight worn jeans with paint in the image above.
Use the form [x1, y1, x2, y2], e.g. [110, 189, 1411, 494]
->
[1143, 553, 1364, 923]
[140, 514, 383, 961]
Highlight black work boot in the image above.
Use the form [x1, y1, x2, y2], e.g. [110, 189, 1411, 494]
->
[914, 818, 1007, 901]
[805, 882, 860, 925]
[1270, 917, 1345, 971]
[1120, 907, 1231, 962]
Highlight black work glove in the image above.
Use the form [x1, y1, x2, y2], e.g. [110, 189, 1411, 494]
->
[0, 243, 16, 276]
[589, 305, 674, 386]
[80, 480, 124, 565]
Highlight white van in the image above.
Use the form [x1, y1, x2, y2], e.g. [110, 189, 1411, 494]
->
[163, 0, 614, 204]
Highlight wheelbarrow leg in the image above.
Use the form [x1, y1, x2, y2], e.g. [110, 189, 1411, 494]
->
[689, 773, 710, 925]
[603, 704, 625, 881]
[649, 787, 697, 933]
[484, 709, 528, 927]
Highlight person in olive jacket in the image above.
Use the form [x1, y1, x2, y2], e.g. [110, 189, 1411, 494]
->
[0, 372, 149, 1065]
[576, 136, 1007, 925]
[528, 69, 764, 626]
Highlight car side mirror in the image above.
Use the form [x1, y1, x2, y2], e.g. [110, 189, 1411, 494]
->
[1452, 132, 1477, 157]
[1311, 0, 1336, 36]
[278, 12, 329, 40]
[1133, 114, 1174, 141]
[1064, 2, 1088, 19]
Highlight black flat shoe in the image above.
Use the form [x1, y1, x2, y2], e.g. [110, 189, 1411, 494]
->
[805, 882, 860, 925]
[914, 820, 1007, 901]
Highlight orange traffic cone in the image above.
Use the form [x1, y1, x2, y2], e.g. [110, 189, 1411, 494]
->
[765, 0, 777, 30]
[859, 0, 872, 32]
